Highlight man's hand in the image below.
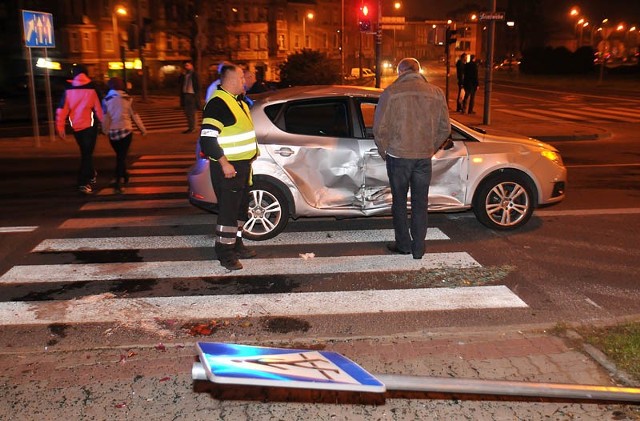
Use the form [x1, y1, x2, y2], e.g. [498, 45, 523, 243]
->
[56, 129, 66, 140]
[219, 157, 237, 178]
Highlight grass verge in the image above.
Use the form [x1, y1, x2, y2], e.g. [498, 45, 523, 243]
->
[577, 322, 640, 382]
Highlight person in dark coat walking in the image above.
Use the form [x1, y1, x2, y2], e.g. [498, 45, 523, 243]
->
[462, 55, 479, 114]
[178, 60, 201, 133]
[455, 53, 467, 113]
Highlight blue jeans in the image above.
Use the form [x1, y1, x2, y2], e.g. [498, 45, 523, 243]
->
[386, 156, 432, 258]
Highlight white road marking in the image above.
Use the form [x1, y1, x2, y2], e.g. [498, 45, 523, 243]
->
[96, 186, 186, 196]
[80, 199, 190, 211]
[31, 228, 449, 252]
[580, 106, 640, 119]
[120, 175, 186, 183]
[535, 208, 640, 217]
[131, 160, 192, 167]
[565, 163, 640, 168]
[0, 285, 527, 325]
[551, 107, 639, 123]
[494, 108, 553, 121]
[138, 154, 194, 160]
[128, 168, 187, 175]
[0, 252, 480, 284]
[0, 226, 38, 233]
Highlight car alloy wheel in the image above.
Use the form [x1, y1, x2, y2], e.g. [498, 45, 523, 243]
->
[243, 180, 290, 241]
[473, 172, 534, 230]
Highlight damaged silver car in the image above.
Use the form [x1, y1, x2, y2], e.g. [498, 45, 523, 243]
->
[188, 85, 566, 240]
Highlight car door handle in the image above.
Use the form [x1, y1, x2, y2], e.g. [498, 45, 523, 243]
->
[365, 148, 380, 156]
[275, 147, 294, 157]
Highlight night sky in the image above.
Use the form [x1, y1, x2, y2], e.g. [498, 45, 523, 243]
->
[401, 0, 640, 25]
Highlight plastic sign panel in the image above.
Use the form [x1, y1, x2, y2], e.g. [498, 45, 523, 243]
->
[196, 342, 385, 392]
[22, 10, 55, 48]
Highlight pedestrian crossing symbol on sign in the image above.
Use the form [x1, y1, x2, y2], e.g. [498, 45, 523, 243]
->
[196, 342, 386, 392]
[22, 10, 55, 48]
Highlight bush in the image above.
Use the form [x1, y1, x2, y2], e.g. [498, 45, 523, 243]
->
[278, 49, 341, 87]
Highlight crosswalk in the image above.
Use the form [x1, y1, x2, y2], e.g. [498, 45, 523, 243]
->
[134, 96, 200, 133]
[0, 154, 529, 326]
[493, 104, 640, 124]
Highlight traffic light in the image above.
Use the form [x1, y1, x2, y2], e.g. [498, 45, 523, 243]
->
[446, 28, 457, 44]
[358, 3, 372, 32]
[127, 23, 139, 50]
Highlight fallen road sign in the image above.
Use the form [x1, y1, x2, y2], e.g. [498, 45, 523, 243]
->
[193, 342, 640, 403]
[194, 342, 385, 393]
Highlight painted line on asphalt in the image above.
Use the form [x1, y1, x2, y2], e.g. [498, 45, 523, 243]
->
[127, 168, 187, 175]
[580, 106, 640, 119]
[535, 208, 640, 217]
[96, 186, 186, 196]
[0, 252, 479, 284]
[138, 154, 194, 160]
[31, 228, 449, 252]
[493, 108, 554, 121]
[0, 226, 38, 233]
[550, 107, 639, 123]
[131, 160, 192, 167]
[0, 285, 525, 326]
[565, 163, 640, 168]
[121, 175, 186, 183]
[80, 199, 190, 211]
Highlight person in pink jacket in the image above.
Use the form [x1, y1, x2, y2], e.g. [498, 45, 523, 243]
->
[55, 64, 103, 194]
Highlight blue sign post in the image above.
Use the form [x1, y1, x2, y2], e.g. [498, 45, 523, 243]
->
[22, 10, 55, 48]
[21, 10, 56, 146]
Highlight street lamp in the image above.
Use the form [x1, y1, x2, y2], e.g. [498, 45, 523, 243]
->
[112, 5, 128, 83]
[302, 12, 314, 48]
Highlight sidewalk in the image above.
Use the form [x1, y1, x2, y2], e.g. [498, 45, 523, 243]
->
[0, 325, 637, 419]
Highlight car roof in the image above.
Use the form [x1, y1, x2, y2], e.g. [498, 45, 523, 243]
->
[254, 85, 383, 104]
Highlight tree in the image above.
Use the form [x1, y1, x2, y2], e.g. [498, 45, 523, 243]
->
[278, 50, 341, 87]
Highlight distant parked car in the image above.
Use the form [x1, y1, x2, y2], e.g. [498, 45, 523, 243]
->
[188, 85, 567, 240]
[349, 68, 375, 78]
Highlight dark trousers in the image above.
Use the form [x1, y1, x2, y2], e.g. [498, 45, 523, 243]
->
[209, 159, 252, 244]
[182, 93, 197, 131]
[109, 133, 132, 182]
[463, 85, 478, 113]
[73, 126, 97, 186]
[456, 82, 464, 112]
[386, 156, 432, 258]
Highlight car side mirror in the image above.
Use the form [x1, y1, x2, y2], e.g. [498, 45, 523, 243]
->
[440, 137, 454, 150]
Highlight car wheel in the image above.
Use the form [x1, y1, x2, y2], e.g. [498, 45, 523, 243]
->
[472, 172, 534, 230]
[243, 180, 290, 241]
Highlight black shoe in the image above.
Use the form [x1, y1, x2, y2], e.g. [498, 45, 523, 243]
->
[216, 243, 243, 270]
[114, 184, 124, 194]
[386, 243, 410, 255]
[220, 256, 242, 270]
[413, 254, 423, 260]
[235, 239, 257, 259]
[182, 129, 194, 134]
[78, 184, 94, 195]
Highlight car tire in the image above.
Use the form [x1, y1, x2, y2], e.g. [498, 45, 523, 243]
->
[243, 180, 290, 241]
[472, 171, 535, 230]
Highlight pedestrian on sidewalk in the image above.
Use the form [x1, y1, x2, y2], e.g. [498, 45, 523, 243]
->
[205, 61, 231, 103]
[55, 64, 104, 195]
[462, 54, 479, 114]
[199, 63, 258, 271]
[455, 53, 467, 113]
[179, 60, 201, 134]
[101, 77, 147, 194]
[373, 58, 450, 259]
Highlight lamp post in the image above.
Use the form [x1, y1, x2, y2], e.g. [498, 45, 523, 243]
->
[112, 5, 127, 85]
[303, 12, 314, 48]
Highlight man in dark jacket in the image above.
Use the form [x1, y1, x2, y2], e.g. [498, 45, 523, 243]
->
[55, 64, 103, 194]
[373, 58, 450, 260]
[462, 54, 479, 114]
[455, 53, 467, 113]
[179, 60, 201, 133]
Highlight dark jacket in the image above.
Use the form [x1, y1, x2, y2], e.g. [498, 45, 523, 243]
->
[463, 60, 479, 90]
[178, 70, 201, 108]
[373, 71, 450, 160]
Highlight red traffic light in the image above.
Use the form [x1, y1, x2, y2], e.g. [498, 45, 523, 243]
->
[358, 3, 372, 32]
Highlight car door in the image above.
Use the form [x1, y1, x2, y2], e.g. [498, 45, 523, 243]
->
[263, 97, 364, 210]
[354, 98, 468, 211]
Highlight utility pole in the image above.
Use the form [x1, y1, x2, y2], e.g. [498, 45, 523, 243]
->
[482, 0, 497, 125]
[374, 0, 382, 88]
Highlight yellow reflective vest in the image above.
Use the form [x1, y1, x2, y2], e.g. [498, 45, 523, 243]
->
[203, 89, 258, 161]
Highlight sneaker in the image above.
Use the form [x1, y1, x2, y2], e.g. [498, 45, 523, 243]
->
[89, 171, 98, 186]
[78, 184, 93, 195]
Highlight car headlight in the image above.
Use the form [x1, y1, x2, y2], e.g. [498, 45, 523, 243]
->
[541, 149, 563, 166]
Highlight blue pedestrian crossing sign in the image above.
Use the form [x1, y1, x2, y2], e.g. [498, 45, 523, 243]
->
[196, 342, 386, 392]
[22, 10, 55, 48]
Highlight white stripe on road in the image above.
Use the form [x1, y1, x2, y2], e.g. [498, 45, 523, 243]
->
[565, 163, 640, 168]
[0, 285, 526, 326]
[494, 108, 553, 121]
[0, 226, 38, 233]
[535, 208, 640, 217]
[551, 107, 639, 123]
[138, 154, 194, 160]
[121, 175, 186, 183]
[0, 252, 479, 284]
[131, 160, 192, 167]
[128, 168, 187, 175]
[96, 186, 186, 196]
[32, 228, 449, 252]
[80, 199, 190, 211]
[580, 106, 640, 120]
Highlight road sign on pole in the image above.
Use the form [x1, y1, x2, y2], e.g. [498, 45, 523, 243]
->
[22, 10, 55, 48]
[195, 342, 385, 393]
[479, 12, 505, 21]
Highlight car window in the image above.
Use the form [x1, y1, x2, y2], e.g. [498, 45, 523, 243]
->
[281, 99, 350, 137]
[355, 99, 377, 139]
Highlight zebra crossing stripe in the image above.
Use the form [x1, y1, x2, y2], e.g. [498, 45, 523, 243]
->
[128, 168, 187, 175]
[0, 226, 38, 233]
[0, 252, 479, 284]
[494, 108, 552, 121]
[0, 285, 527, 325]
[31, 229, 449, 252]
[131, 160, 193, 167]
[551, 108, 639, 123]
[139, 154, 194, 160]
[96, 186, 187, 196]
[118, 175, 186, 183]
[522, 108, 588, 121]
[80, 199, 190, 211]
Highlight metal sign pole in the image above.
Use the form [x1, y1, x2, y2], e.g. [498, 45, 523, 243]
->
[25, 47, 41, 148]
[43, 48, 55, 142]
[482, 0, 497, 125]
